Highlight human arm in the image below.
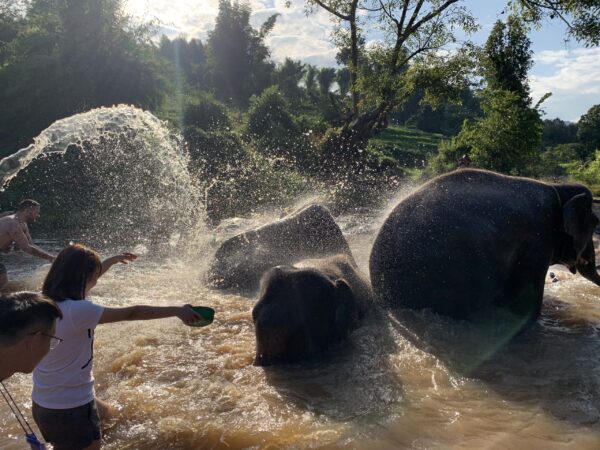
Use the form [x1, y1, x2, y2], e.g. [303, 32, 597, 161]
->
[100, 252, 137, 276]
[98, 304, 201, 325]
[8, 221, 54, 261]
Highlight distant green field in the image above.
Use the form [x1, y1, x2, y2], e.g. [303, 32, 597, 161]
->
[369, 125, 446, 167]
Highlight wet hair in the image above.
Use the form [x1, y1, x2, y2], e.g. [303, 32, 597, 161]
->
[17, 199, 40, 211]
[0, 291, 62, 346]
[42, 244, 102, 302]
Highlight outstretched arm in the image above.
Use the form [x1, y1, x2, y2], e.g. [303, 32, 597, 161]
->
[100, 252, 137, 276]
[98, 304, 200, 325]
[8, 221, 54, 261]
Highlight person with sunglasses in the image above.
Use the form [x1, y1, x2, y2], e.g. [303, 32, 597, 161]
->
[0, 291, 62, 382]
[31, 244, 201, 450]
[0, 292, 62, 449]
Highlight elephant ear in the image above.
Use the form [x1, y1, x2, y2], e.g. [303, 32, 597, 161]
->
[333, 279, 358, 337]
[563, 192, 593, 257]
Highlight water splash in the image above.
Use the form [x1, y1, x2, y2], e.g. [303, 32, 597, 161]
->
[0, 105, 205, 251]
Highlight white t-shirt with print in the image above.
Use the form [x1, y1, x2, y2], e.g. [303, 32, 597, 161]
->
[32, 298, 104, 409]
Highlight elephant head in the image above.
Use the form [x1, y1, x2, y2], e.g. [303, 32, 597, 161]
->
[252, 266, 359, 366]
[556, 187, 600, 285]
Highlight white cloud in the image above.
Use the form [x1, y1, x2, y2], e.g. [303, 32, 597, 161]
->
[124, 1, 599, 121]
[531, 48, 600, 121]
[125, 0, 338, 66]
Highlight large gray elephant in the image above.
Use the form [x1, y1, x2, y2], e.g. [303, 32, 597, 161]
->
[253, 254, 373, 366]
[369, 169, 600, 320]
[208, 204, 353, 292]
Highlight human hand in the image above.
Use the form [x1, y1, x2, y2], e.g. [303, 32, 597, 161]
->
[114, 252, 137, 264]
[177, 304, 201, 325]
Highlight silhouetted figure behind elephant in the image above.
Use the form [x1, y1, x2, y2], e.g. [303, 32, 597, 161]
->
[370, 169, 600, 321]
[253, 254, 373, 366]
[208, 204, 353, 293]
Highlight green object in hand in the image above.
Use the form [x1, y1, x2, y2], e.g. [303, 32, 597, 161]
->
[189, 306, 215, 327]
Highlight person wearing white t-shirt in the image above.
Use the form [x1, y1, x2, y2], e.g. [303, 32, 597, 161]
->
[32, 244, 201, 450]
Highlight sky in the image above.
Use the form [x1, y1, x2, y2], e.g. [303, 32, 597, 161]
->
[125, 0, 600, 122]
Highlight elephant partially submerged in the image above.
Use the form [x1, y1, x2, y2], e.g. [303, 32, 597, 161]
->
[208, 204, 353, 292]
[370, 169, 600, 320]
[253, 254, 373, 366]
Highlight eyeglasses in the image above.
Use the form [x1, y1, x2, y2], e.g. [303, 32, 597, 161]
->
[27, 332, 63, 350]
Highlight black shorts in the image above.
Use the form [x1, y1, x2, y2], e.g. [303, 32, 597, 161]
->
[32, 400, 101, 450]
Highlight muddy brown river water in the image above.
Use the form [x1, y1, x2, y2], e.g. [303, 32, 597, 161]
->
[1, 210, 600, 449]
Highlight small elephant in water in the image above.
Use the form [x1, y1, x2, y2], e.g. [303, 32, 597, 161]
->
[370, 169, 600, 321]
[208, 204, 353, 293]
[253, 254, 373, 366]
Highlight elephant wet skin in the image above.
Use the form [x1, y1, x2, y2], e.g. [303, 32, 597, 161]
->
[369, 168, 600, 321]
[208, 204, 354, 293]
[253, 254, 373, 366]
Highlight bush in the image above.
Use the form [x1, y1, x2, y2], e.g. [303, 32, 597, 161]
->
[567, 149, 600, 195]
[182, 94, 232, 131]
[185, 127, 247, 174]
[246, 86, 299, 138]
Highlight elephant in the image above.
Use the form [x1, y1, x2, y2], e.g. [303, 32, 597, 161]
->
[208, 204, 354, 293]
[253, 254, 373, 366]
[369, 168, 600, 320]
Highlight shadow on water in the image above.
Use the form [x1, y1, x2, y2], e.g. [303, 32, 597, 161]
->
[388, 295, 600, 429]
[261, 308, 405, 423]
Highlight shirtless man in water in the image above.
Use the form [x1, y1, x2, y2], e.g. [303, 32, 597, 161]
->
[0, 199, 55, 289]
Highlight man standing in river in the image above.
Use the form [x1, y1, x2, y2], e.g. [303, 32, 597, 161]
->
[0, 199, 55, 289]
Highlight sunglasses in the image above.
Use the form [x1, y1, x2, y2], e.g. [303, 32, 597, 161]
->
[27, 332, 63, 350]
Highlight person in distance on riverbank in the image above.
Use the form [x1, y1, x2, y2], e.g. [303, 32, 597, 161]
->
[0, 200, 55, 290]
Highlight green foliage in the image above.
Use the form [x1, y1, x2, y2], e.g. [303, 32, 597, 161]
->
[511, 0, 600, 46]
[568, 150, 600, 195]
[317, 67, 336, 96]
[182, 95, 232, 131]
[186, 128, 247, 174]
[336, 68, 350, 97]
[206, 0, 275, 105]
[369, 124, 444, 168]
[577, 104, 600, 156]
[482, 17, 532, 104]
[246, 86, 319, 169]
[275, 58, 305, 100]
[246, 86, 299, 138]
[542, 117, 578, 146]
[203, 149, 313, 223]
[429, 89, 543, 174]
[159, 36, 207, 90]
[529, 143, 582, 177]
[0, 0, 165, 153]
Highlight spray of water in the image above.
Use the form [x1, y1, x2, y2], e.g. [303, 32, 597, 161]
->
[0, 105, 206, 253]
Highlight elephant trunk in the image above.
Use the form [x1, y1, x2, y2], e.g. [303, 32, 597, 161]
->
[576, 241, 600, 286]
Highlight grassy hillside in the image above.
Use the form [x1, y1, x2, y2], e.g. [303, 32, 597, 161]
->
[369, 124, 446, 168]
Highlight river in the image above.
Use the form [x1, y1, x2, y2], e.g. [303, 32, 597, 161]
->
[1, 205, 600, 449]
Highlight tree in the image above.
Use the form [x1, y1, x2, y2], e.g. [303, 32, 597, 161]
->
[452, 89, 543, 173]
[336, 67, 351, 96]
[541, 118, 577, 146]
[577, 104, 600, 154]
[304, 64, 318, 97]
[275, 58, 305, 100]
[0, 0, 164, 153]
[429, 15, 543, 174]
[317, 67, 336, 96]
[482, 17, 532, 105]
[206, 0, 277, 105]
[510, 0, 600, 46]
[303, 0, 478, 164]
[159, 36, 207, 90]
